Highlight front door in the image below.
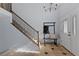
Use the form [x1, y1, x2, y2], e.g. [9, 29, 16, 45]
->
[63, 15, 77, 54]
[70, 15, 77, 55]
[63, 16, 72, 51]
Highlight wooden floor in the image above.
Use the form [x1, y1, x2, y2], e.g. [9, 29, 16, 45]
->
[0, 44, 73, 56]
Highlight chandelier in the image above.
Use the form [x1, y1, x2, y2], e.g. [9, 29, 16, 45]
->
[43, 3, 59, 12]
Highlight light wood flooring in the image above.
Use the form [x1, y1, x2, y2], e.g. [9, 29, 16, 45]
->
[0, 44, 73, 56]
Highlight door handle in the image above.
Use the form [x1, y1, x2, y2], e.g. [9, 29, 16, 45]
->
[68, 32, 71, 36]
[68, 32, 71, 33]
[68, 34, 71, 36]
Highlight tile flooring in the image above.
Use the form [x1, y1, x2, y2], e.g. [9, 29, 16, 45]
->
[0, 44, 73, 56]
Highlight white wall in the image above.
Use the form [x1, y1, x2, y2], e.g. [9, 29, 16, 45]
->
[0, 7, 12, 23]
[12, 3, 59, 43]
[57, 3, 79, 55]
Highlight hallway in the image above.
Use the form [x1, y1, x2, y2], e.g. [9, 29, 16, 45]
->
[0, 3, 79, 56]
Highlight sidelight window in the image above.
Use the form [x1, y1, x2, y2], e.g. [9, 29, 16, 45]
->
[64, 19, 68, 34]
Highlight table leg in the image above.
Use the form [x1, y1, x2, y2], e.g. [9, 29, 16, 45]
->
[54, 39, 57, 45]
[44, 39, 46, 46]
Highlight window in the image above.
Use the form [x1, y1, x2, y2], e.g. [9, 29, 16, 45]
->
[64, 19, 68, 34]
[73, 16, 76, 35]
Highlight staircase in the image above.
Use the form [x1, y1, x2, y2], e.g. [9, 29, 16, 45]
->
[11, 11, 40, 46]
[0, 4, 40, 55]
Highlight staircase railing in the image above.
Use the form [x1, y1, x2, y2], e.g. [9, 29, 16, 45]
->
[11, 11, 39, 46]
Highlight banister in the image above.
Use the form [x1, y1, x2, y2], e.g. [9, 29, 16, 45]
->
[11, 10, 39, 46]
[11, 10, 39, 33]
